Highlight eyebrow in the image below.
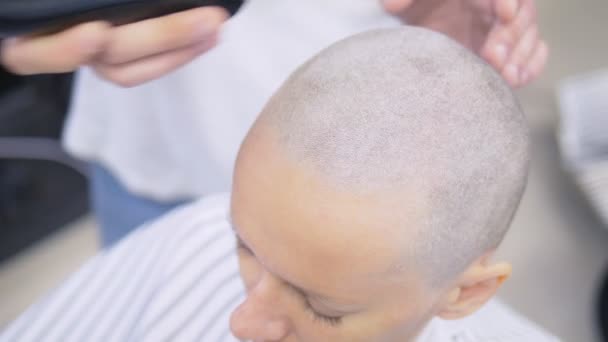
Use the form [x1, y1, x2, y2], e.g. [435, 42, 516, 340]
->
[230, 223, 353, 306]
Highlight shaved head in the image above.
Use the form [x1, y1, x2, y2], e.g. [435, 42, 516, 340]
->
[238, 27, 529, 287]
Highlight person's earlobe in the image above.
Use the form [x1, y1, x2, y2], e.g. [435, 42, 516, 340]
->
[437, 262, 512, 320]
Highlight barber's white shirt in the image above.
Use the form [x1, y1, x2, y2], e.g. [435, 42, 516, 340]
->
[63, 0, 401, 201]
[0, 194, 560, 341]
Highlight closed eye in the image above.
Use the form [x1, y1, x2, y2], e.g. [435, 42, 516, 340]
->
[235, 231, 345, 328]
[304, 300, 343, 327]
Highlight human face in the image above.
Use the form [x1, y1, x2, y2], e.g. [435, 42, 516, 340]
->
[229, 132, 443, 342]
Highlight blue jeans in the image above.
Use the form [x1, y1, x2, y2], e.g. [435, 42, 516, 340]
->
[90, 164, 189, 247]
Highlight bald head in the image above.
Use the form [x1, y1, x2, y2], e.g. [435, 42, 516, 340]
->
[239, 27, 529, 286]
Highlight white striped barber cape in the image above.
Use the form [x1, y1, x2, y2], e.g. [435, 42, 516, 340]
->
[0, 193, 561, 342]
[1, 194, 243, 342]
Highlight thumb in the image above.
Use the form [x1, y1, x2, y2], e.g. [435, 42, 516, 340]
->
[1, 21, 110, 75]
[493, 0, 520, 23]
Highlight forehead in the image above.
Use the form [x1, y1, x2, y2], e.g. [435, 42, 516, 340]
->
[232, 135, 426, 299]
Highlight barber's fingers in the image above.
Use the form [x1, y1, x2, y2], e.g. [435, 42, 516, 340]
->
[379, 0, 415, 14]
[0, 22, 110, 74]
[97, 7, 227, 65]
[480, 38, 509, 72]
[480, 0, 539, 78]
[487, 0, 537, 53]
[92, 35, 218, 87]
[523, 40, 548, 84]
[492, 0, 520, 23]
[502, 25, 538, 86]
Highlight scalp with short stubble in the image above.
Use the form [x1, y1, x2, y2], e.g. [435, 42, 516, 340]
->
[250, 27, 530, 286]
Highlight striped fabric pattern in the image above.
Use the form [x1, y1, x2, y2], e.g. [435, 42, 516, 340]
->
[0, 194, 242, 342]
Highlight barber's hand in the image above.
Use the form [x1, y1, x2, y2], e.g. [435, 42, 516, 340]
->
[382, 0, 548, 88]
[0, 7, 228, 87]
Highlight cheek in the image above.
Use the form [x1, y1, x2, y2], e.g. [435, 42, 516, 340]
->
[297, 313, 406, 342]
[379, 297, 436, 339]
[336, 313, 421, 342]
[334, 293, 433, 341]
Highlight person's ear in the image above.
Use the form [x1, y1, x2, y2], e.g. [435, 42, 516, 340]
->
[437, 258, 512, 320]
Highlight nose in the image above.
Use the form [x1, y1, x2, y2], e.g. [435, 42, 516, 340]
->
[230, 274, 291, 341]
